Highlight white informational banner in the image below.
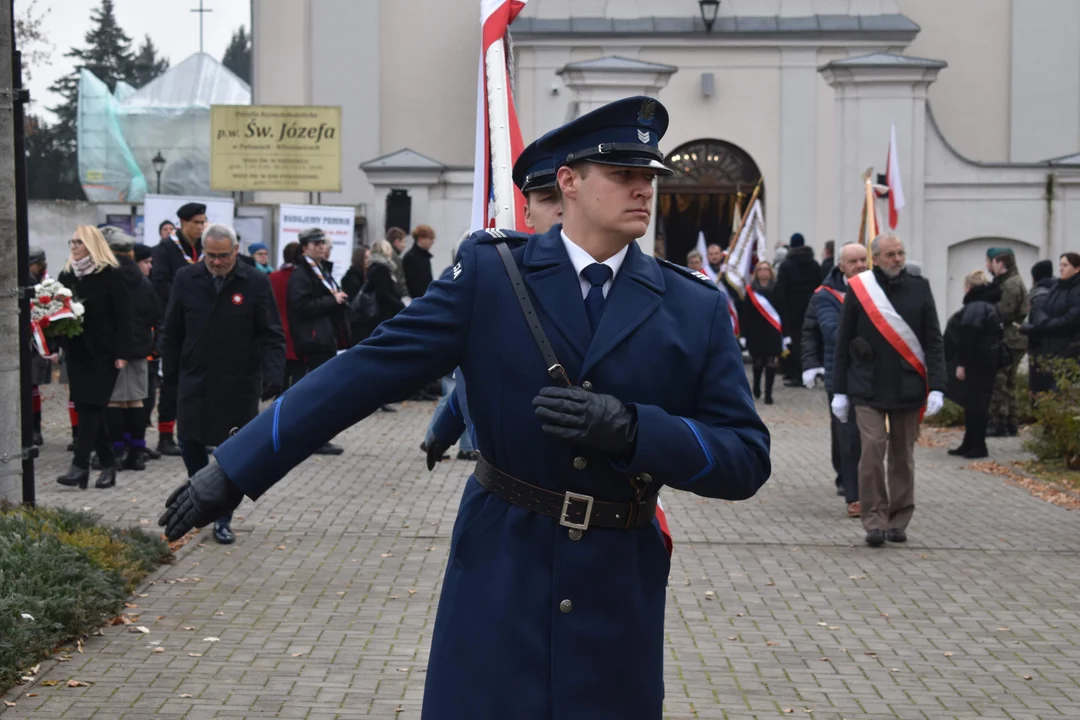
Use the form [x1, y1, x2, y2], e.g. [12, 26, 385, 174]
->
[232, 216, 266, 256]
[276, 204, 355, 283]
[142, 194, 235, 246]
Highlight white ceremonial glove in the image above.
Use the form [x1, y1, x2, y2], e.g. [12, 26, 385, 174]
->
[802, 368, 824, 389]
[782, 336, 792, 351]
[831, 394, 850, 424]
[925, 390, 944, 417]
[739, 337, 747, 349]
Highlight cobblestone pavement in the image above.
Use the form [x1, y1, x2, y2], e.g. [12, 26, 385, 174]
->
[3, 378, 1079, 719]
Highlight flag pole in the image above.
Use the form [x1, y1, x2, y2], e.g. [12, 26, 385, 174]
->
[728, 177, 762, 252]
[861, 168, 877, 268]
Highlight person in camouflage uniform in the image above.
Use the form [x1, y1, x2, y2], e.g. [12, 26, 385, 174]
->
[986, 248, 1029, 436]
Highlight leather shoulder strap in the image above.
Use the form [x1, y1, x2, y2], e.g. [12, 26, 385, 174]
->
[494, 241, 571, 387]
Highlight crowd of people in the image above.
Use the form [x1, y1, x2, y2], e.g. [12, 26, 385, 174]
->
[26, 201, 457, 543]
[693, 229, 1080, 545]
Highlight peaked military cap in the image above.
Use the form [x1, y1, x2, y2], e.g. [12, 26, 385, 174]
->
[177, 202, 207, 221]
[537, 96, 673, 176]
[513, 139, 556, 194]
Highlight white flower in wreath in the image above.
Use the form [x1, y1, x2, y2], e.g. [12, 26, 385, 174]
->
[70, 301, 85, 318]
[55, 287, 73, 298]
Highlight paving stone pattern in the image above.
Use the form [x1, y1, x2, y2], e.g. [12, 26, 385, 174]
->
[3, 379, 1079, 719]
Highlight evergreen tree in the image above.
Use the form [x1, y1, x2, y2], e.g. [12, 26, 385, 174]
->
[130, 35, 170, 88]
[222, 27, 251, 85]
[25, 115, 83, 200]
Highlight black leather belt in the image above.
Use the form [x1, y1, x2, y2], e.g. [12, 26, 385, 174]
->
[475, 456, 656, 531]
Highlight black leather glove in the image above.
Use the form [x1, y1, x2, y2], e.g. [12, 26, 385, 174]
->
[261, 384, 282, 401]
[531, 386, 637, 454]
[158, 458, 245, 541]
[426, 437, 452, 471]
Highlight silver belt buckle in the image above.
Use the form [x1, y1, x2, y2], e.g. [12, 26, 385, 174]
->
[560, 491, 594, 531]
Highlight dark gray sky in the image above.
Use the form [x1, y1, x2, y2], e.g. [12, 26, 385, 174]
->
[19, 0, 251, 117]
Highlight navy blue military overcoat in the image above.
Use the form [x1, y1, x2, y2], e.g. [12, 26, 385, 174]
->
[214, 225, 771, 719]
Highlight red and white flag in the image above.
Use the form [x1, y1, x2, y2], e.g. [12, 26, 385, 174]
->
[471, 0, 528, 232]
[886, 122, 906, 229]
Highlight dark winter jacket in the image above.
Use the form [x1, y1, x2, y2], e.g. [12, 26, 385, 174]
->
[364, 258, 406, 333]
[833, 267, 946, 410]
[150, 229, 200, 310]
[58, 264, 132, 406]
[403, 244, 435, 299]
[945, 283, 1004, 411]
[820, 255, 835, 281]
[117, 256, 161, 360]
[800, 266, 847, 393]
[775, 246, 821, 337]
[739, 279, 783, 358]
[992, 266, 1028, 352]
[341, 266, 365, 301]
[287, 257, 351, 358]
[1030, 273, 1080, 359]
[162, 261, 286, 446]
[1026, 277, 1055, 357]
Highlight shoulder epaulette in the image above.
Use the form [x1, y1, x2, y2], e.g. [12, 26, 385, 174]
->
[473, 228, 532, 245]
[657, 258, 720, 291]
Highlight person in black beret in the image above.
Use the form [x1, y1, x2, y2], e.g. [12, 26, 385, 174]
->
[149, 203, 208, 457]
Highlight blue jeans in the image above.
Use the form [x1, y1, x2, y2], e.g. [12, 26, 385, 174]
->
[425, 371, 475, 452]
[180, 440, 233, 523]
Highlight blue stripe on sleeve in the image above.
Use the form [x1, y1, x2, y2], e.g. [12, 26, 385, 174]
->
[272, 398, 283, 453]
[679, 417, 716, 485]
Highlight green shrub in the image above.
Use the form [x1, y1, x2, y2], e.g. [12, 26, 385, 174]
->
[0, 506, 172, 691]
[1025, 358, 1080, 468]
[924, 397, 965, 427]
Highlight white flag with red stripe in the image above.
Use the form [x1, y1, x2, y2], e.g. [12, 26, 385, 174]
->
[886, 122, 906, 229]
[471, 0, 528, 232]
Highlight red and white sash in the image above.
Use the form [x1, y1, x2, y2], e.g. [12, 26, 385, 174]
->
[816, 285, 845, 305]
[171, 234, 201, 264]
[847, 269, 926, 380]
[745, 285, 782, 334]
[725, 291, 740, 336]
[655, 498, 672, 556]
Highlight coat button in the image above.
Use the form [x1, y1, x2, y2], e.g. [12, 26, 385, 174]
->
[638, 473, 653, 484]
[582, 381, 593, 391]
[559, 599, 573, 613]
[568, 528, 583, 541]
[573, 457, 587, 470]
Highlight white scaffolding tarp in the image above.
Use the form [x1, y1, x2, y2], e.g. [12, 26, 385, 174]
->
[78, 53, 251, 202]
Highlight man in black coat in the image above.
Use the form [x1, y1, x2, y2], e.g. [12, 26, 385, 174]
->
[403, 224, 436, 299]
[775, 233, 821, 385]
[831, 235, 946, 548]
[286, 227, 350, 455]
[151, 204, 207, 456]
[162, 223, 285, 544]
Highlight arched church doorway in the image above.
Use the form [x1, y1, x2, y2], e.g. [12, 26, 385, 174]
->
[656, 139, 764, 267]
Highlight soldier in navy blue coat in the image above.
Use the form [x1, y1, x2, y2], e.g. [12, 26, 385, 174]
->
[160, 96, 771, 719]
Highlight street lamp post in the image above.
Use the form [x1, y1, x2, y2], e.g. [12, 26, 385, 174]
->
[699, 0, 720, 33]
[151, 151, 167, 194]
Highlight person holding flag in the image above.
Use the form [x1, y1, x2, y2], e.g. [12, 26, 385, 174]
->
[740, 260, 784, 404]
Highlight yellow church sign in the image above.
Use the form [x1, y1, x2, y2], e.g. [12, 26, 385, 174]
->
[210, 105, 342, 192]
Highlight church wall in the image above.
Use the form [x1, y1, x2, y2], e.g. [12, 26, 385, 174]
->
[898, 0, 1012, 163]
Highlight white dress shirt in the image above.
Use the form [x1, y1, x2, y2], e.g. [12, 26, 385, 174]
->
[561, 230, 629, 299]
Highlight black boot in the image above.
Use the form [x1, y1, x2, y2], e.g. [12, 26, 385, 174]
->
[94, 466, 116, 489]
[32, 431, 44, 447]
[963, 445, 989, 459]
[764, 368, 776, 404]
[314, 442, 344, 455]
[948, 432, 971, 456]
[57, 464, 90, 489]
[865, 529, 885, 547]
[143, 445, 161, 460]
[213, 519, 236, 545]
[157, 434, 182, 456]
[752, 366, 762, 400]
[123, 448, 147, 471]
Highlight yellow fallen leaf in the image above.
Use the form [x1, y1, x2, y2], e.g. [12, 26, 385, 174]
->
[66, 680, 89, 687]
[381, 553, 393, 558]
[1023, 675, 1033, 680]
[726, 636, 737, 641]
[25, 693, 37, 697]
[291, 652, 306, 657]
[125, 603, 138, 609]
[179, 693, 193, 698]
[40, 680, 59, 687]
[817, 622, 828, 627]
[182, 626, 196, 631]
[202, 637, 220, 643]
[944, 651, 953, 657]
[4, 701, 15, 707]
[76, 639, 83, 653]
[188, 653, 202, 657]
[153, 647, 164, 653]
[766, 641, 779, 646]
[214, 612, 225, 616]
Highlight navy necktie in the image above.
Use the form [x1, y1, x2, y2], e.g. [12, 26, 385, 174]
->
[581, 263, 613, 333]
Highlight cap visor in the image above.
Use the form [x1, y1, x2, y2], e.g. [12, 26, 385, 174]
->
[589, 157, 674, 176]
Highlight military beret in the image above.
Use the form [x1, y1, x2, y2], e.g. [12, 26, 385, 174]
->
[177, 202, 207, 221]
[298, 228, 327, 245]
[790, 233, 805, 248]
[513, 139, 556, 194]
[28, 245, 46, 264]
[986, 247, 1014, 260]
[133, 243, 153, 262]
[537, 96, 673, 175]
